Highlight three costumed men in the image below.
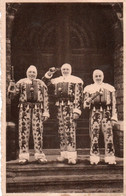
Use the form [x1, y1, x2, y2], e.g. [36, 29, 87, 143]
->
[8, 65, 118, 165]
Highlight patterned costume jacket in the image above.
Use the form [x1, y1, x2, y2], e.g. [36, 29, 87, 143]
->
[15, 78, 49, 160]
[51, 75, 83, 152]
[83, 82, 117, 158]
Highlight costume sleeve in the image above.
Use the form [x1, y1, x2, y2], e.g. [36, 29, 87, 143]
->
[73, 82, 83, 116]
[42, 76, 52, 86]
[83, 86, 91, 109]
[10, 80, 22, 97]
[111, 90, 118, 122]
[42, 71, 54, 86]
[43, 84, 50, 118]
[15, 80, 22, 94]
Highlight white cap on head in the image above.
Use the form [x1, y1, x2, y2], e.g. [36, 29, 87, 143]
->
[93, 69, 104, 83]
[61, 63, 72, 76]
[26, 65, 37, 78]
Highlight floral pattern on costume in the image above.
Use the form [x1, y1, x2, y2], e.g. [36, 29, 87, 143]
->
[57, 102, 77, 152]
[53, 78, 83, 152]
[16, 78, 49, 160]
[84, 83, 117, 159]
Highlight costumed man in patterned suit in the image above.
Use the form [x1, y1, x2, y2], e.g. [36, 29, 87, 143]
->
[83, 69, 117, 165]
[44, 63, 83, 164]
[8, 65, 49, 164]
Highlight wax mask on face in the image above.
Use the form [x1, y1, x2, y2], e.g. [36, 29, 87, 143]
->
[26, 65, 37, 80]
[62, 68, 71, 77]
[93, 70, 104, 85]
[27, 70, 36, 80]
[61, 64, 72, 77]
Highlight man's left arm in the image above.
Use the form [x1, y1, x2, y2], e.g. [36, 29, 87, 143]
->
[111, 89, 118, 125]
[43, 84, 50, 121]
[73, 82, 83, 119]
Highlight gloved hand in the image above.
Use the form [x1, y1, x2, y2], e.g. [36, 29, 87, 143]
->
[49, 67, 56, 73]
[44, 67, 56, 79]
[8, 80, 16, 94]
[83, 98, 91, 108]
[73, 113, 79, 120]
[43, 116, 48, 122]
[111, 120, 117, 127]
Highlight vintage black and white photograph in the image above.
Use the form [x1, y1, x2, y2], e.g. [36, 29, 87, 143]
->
[5, 1, 124, 194]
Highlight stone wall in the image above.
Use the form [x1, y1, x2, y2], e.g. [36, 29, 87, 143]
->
[113, 11, 123, 121]
[6, 4, 21, 120]
[114, 47, 123, 121]
[6, 14, 14, 120]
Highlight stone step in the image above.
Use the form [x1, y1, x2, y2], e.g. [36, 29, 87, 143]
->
[42, 135, 90, 149]
[27, 187, 122, 193]
[43, 121, 89, 130]
[44, 119, 89, 123]
[6, 152, 123, 193]
[7, 162, 123, 178]
[6, 155, 123, 176]
[30, 148, 106, 155]
[43, 128, 89, 135]
[43, 133, 105, 149]
[6, 173, 123, 193]
[27, 148, 107, 157]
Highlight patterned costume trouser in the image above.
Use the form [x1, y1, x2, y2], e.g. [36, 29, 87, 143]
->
[18, 104, 44, 155]
[90, 108, 115, 157]
[57, 103, 77, 152]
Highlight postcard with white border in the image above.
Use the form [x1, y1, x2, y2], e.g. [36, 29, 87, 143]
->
[0, 0, 126, 196]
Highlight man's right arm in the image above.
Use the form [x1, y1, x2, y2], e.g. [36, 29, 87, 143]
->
[7, 80, 21, 98]
[42, 67, 57, 86]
